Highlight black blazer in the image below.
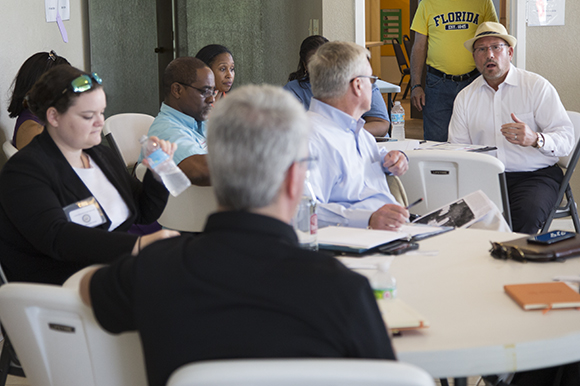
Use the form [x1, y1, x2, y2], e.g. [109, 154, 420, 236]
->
[0, 130, 169, 284]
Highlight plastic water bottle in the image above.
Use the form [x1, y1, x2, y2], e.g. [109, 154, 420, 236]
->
[140, 135, 191, 197]
[370, 260, 397, 300]
[390, 101, 405, 140]
[292, 171, 318, 250]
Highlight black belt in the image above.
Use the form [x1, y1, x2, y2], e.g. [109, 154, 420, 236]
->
[427, 66, 479, 82]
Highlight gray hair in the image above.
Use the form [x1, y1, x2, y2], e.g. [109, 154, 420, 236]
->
[207, 84, 310, 210]
[309, 41, 371, 100]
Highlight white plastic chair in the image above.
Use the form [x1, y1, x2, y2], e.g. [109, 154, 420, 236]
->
[0, 282, 147, 386]
[103, 113, 154, 169]
[167, 359, 435, 386]
[398, 150, 511, 228]
[386, 175, 409, 207]
[2, 141, 18, 160]
[135, 163, 217, 232]
[157, 185, 218, 232]
[541, 111, 580, 232]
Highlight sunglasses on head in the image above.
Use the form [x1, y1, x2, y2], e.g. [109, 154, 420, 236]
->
[67, 73, 103, 93]
[52, 73, 103, 106]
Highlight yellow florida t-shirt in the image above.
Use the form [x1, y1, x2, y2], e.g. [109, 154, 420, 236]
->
[411, 0, 498, 75]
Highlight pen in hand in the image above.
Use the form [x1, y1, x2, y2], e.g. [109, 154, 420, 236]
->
[406, 197, 424, 210]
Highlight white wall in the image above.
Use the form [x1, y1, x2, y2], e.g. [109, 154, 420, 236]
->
[322, 0, 358, 42]
[0, 0, 88, 164]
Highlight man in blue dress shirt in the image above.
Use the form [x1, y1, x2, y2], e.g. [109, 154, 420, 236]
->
[307, 41, 410, 230]
[143, 57, 216, 186]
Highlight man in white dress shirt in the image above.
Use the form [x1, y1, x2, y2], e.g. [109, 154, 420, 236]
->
[449, 22, 574, 234]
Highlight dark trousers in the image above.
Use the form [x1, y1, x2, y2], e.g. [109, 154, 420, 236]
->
[506, 164, 563, 234]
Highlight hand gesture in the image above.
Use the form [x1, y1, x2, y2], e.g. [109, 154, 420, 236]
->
[500, 113, 537, 147]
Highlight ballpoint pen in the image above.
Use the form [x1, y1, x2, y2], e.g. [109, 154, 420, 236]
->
[406, 197, 423, 210]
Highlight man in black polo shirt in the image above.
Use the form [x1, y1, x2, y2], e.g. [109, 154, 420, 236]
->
[79, 84, 396, 386]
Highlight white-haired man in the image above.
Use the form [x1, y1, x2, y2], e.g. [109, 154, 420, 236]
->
[307, 41, 410, 230]
[449, 22, 574, 234]
[79, 85, 396, 386]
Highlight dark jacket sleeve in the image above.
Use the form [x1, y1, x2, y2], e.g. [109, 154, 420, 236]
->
[130, 169, 169, 225]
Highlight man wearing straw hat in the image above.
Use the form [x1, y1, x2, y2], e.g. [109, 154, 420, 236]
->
[449, 22, 574, 234]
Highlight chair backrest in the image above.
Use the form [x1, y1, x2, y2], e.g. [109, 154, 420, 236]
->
[167, 359, 435, 386]
[2, 141, 18, 160]
[158, 185, 218, 232]
[402, 35, 413, 62]
[135, 163, 217, 232]
[103, 113, 155, 168]
[391, 38, 409, 74]
[386, 175, 409, 207]
[558, 111, 580, 169]
[0, 282, 147, 386]
[540, 110, 580, 232]
[398, 150, 508, 218]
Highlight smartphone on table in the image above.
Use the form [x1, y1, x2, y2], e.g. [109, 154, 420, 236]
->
[527, 230, 576, 245]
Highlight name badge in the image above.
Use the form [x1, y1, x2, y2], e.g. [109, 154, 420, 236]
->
[63, 197, 107, 228]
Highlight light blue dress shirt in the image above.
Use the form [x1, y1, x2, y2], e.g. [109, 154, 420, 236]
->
[283, 79, 390, 124]
[141, 103, 208, 165]
[307, 98, 399, 229]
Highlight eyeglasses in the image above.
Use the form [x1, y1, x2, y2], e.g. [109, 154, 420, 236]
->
[52, 73, 103, 106]
[350, 75, 378, 84]
[177, 82, 218, 99]
[473, 44, 508, 55]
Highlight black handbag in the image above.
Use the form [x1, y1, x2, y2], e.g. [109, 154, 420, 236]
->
[490, 234, 580, 262]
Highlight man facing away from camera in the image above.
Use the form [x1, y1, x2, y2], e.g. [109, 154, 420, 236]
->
[80, 84, 396, 386]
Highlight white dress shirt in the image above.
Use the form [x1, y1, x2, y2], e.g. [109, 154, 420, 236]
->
[449, 64, 574, 172]
[307, 98, 398, 229]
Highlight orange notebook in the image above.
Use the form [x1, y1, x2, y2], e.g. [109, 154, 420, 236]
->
[504, 282, 580, 311]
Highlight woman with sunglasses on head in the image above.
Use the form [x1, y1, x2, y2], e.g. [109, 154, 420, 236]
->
[0, 65, 179, 285]
[195, 44, 235, 101]
[284, 35, 391, 137]
[8, 50, 70, 149]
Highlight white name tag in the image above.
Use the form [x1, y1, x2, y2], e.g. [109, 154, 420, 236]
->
[63, 197, 106, 228]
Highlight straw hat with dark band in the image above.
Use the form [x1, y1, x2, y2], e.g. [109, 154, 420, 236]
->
[464, 22, 517, 53]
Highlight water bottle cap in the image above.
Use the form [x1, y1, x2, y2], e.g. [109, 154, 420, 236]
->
[139, 135, 148, 144]
[377, 259, 392, 272]
[394, 101, 401, 106]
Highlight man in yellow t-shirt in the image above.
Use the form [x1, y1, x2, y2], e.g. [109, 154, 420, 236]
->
[410, 0, 497, 142]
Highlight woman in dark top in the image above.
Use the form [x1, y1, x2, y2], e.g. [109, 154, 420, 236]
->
[195, 44, 235, 101]
[0, 65, 179, 284]
[283, 35, 390, 137]
[8, 50, 70, 149]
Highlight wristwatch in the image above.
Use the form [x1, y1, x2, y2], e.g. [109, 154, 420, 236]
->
[533, 132, 545, 149]
[411, 84, 422, 92]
